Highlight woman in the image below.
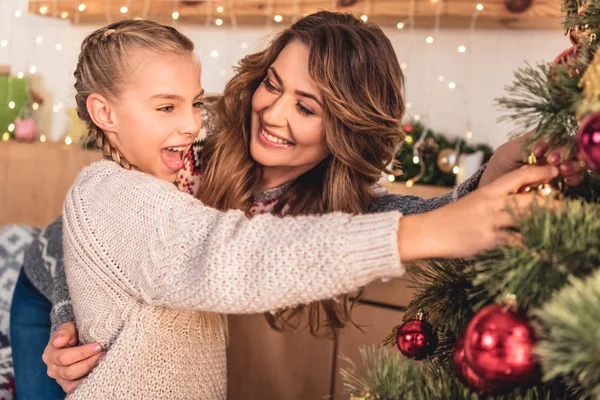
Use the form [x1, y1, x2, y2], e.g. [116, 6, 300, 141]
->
[17, 12, 580, 398]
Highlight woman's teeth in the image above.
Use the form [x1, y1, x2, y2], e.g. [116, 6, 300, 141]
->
[261, 129, 292, 145]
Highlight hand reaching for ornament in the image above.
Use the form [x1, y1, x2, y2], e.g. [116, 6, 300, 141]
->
[397, 164, 560, 261]
[479, 129, 586, 187]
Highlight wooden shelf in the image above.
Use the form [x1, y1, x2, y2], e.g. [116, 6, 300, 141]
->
[28, 0, 564, 30]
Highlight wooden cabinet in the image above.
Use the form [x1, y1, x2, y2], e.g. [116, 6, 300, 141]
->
[0, 141, 102, 228]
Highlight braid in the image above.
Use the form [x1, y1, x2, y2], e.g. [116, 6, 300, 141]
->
[88, 125, 135, 170]
[73, 19, 194, 172]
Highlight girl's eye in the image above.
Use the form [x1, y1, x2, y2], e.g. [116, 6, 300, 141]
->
[157, 105, 174, 113]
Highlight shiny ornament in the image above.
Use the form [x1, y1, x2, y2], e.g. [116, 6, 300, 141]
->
[396, 314, 438, 360]
[452, 336, 502, 394]
[551, 46, 581, 80]
[463, 304, 540, 389]
[517, 181, 563, 197]
[437, 148, 459, 174]
[416, 137, 439, 162]
[576, 111, 600, 170]
[403, 124, 414, 134]
[503, 0, 533, 13]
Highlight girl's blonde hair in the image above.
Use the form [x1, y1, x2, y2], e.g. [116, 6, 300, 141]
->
[74, 19, 195, 169]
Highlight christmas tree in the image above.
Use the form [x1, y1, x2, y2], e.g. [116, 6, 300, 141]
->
[341, 0, 600, 398]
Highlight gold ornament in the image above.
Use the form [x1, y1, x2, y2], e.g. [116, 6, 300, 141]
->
[436, 148, 459, 174]
[577, 48, 600, 120]
[517, 151, 564, 197]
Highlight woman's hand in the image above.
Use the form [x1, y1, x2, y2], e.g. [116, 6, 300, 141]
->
[479, 130, 585, 187]
[42, 321, 104, 394]
[398, 165, 560, 261]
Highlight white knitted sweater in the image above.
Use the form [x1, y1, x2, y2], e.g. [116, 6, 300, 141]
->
[62, 160, 403, 399]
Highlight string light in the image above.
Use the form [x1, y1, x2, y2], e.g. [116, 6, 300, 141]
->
[211, 50, 219, 58]
[466, 130, 473, 139]
[55, 43, 63, 50]
[413, 114, 421, 121]
[78, 3, 86, 12]
[17, 72, 23, 79]
[241, 42, 248, 49]
[413, 155, 420, 164]
[39, 6, 48, 14]
[437, 75, 445, 82]
[274, 15, 283, 22]
[400, 62, 408, 70]
[0, 40, 7, 47]
[40, 135, 47, 142]
[452, 166, 460, 174]
[448, 82, 456, 89]
[458, 45, 467, 53]
[2, 133, 9, 142]
[406, 179, 415, 187]
[8, 101, 15, 109]
[426, 36, 434, 44]
[120, 6, 128, 14]
[36, 36, 43, 44]
[476, 3, 484, 10]
[216, 6, 224, 13]
[53, 104, 62, 112]
[406, 102, 412, 109]
[61, 11, 68, 19]
[215, 18, 223, 26]
[397, 22, 405, 29]
[14, 10, 22, 17]
[360, 15, 368, 22]
[32, 102, 39, 110]
[387, 174, 396, 182]
[29, 66, 37, 74]
[405, 136, 413, 144]
[172, 11, 179, 20]
[8, 124, 14, 132]
[65, 136, 73, 145]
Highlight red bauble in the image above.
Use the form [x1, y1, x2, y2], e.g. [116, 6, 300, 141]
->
[396, 318, 438, 360]
[463, 305, 540, 388]
[452, 336, 508, 394]
[577, 111, 600, 171]
[551, 46, 581, 80]
[403, 124, 414, 134]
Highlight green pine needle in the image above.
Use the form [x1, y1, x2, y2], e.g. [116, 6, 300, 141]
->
[534, 268, 600, 398]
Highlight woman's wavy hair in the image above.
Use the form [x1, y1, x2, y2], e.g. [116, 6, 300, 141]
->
[198, 11, 406, 337]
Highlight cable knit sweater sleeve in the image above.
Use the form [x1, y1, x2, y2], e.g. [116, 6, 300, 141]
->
[62, 160, 403, 314]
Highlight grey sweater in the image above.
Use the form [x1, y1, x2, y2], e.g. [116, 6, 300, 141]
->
[21, 164, 483, 332]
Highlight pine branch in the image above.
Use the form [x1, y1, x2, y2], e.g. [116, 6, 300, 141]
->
[533, 268, 600, 398]
[403, 260, 477, 335]
[340, 346, 574, 399]
[339, 346, 476, 400]
[469, 199, 600, 310]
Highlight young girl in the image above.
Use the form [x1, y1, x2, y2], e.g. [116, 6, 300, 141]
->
[29, 16, 563, 399]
